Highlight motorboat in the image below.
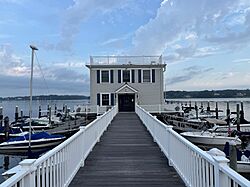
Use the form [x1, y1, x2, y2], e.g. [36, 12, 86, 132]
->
[180, 131, 242, 149]
[0, 126, 28, 142]
[0, 132, 65, 155]
[223, 142, 250, 173]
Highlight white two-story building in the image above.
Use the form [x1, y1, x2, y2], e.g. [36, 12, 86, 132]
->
[86, 56, 166, 112]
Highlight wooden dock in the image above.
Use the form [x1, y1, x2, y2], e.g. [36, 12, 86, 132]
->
[70, 112, 184, 186]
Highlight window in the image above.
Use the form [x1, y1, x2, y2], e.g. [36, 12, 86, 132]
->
[118, 70, 121, 83]
[102, 94, 110, 106]
[152, 69, 155, 83]
[101, 70, 109, 83]
[143, 70, 151, 82]
[97, 70, 100, 83]
[138, 69, 141, 83]
[131, 70, 135, 83]
[123, 70, 130, 82]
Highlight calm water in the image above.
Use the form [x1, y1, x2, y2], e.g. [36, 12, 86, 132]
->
[0, 99, 89, 183]
[165, 98, 250, 120]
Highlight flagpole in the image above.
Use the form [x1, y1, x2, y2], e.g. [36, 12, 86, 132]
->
[28, 45, 38, 157]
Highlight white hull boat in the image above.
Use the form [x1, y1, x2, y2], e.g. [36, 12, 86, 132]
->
[180, 131, 242, 147]
[0, 132, 65, 154]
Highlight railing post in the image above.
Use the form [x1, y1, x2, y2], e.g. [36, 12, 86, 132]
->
[208, 148, 229, 187]
[19, 159, 36, 187]
[80, 126, 86, 167]
[166, 125, 173, 166]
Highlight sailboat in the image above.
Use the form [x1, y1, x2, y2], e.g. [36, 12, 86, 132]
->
[0, 45, 65, 156]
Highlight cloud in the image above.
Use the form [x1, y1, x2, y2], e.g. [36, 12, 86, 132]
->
[132, 0, 250, 63]
[0, 74, 89, 97]
[54, 0, 131, 51]
[233, 58, 250, 63]
[0, 44, 89, 96]
[0, 44, 30, 76]
[166, 65, 214, 85]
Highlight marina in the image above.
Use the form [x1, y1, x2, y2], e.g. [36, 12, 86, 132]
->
[0, 56, 249, 187]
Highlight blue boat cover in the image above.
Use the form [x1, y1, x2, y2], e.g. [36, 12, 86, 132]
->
[7, 132, 64, 142]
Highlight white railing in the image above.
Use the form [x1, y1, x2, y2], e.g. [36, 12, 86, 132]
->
[73, 105, 112, 115]
[139, 104, 171, 113]
[135, 105, 250, 187]
[89, 55, 163, 65]
[1, 105, 118, 187]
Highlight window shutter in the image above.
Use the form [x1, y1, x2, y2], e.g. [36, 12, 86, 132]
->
[132, 70, 135, 83]
[111, 93, 115, 106]
[97, 93, 100, 106]
[118, 70, 121, 83]
[138, 69, 141, 83]
[152, 69, 155, 83]
[110, 70, 114, 83]
[97, 70, 100, 83]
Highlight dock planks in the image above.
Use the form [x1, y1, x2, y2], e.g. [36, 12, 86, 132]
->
[70, 112, 185, 187]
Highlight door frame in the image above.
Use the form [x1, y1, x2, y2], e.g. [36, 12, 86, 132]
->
[118, 93, 135, 112]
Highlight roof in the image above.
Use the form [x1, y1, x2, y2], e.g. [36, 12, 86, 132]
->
[115, 84, 138, 93]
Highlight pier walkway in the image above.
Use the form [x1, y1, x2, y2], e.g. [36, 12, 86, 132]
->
[70, 112, 184, 186]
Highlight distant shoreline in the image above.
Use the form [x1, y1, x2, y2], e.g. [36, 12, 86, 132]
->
[0, 95, 90, 101]
[1, 89, 250, 100]
[164, 89, 250, 99]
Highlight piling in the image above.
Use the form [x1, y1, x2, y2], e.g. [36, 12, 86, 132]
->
[49, 106, 52, 124]
[226, 102, 231, 134]
[195, 102, 198, 119]
[200, 102, 203, 108]
[215, 102, 218, 119]
[240, 102, 244, 122]
[229, 141, 237, 171]
[47, 105, 50, 116]
[207, 101, 210, 112]
[15, 106, 19, 122]
[54, 104, 57, 115]
[189, 101, 191, 107]
[63, 104, 65, 113]
[4, 116, 9, 140]
[0, 107, 3, 126]
[38, 105, 41, 118]
[20, 110, 23, 120]
[236, 104, 240, 131]
[65, 105, 68, 118]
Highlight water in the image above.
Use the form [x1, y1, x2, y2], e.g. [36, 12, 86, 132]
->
[165, 98, 250, 121]
[0, 99, 89, 183]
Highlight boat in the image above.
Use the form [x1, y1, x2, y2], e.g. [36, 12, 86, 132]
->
[0, 126, 28, 142]
[223, 142, 250, 173]
[180, 131, 242, 150]
[0, 45, 66, 156]
[0, 132, 65, 155]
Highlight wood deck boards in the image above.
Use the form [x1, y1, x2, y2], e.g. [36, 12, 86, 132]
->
[70, 112, 185, 187]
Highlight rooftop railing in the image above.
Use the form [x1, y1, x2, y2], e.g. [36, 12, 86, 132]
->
[0, 106, 118, 187]
[135, 104, 250, 187]
[88, 55, 163, 65]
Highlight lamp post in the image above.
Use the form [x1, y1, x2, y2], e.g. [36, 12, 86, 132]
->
[28, 45, 38, 157]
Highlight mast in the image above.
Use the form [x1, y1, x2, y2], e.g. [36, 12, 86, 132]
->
[28, 45, 38, 156]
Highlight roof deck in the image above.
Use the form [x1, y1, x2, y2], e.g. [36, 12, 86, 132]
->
[88, 55, 164, 66]
[69, 112, 184, 186]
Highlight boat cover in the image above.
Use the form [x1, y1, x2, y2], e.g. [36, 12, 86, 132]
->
[7, 132, 64, 142]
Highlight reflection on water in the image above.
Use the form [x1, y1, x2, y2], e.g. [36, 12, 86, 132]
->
[0, 155, 24, 183]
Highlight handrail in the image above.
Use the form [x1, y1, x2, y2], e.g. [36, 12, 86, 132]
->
[1, 105, 118, 187]
[135, 104, 250, 187]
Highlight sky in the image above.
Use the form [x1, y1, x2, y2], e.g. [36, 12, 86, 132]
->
[1, 0, 250, 97]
